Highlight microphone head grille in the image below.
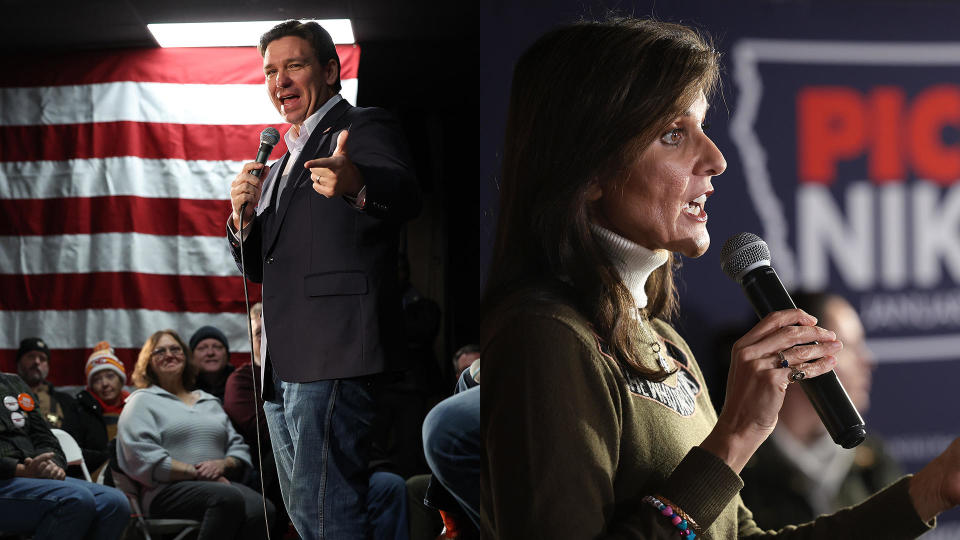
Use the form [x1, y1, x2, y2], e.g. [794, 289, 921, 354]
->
[260, 127, 281, 146]
[720, 232, 771, 280]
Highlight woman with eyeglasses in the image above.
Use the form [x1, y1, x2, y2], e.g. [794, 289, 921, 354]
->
[117, 330, 275, 540]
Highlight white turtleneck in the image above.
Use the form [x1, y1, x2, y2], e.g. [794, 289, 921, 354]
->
[590, 224, 669, 309]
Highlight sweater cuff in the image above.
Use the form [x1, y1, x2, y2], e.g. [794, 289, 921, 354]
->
[658, 446, 743, 531]
[152, 456, 173, 483]
[227, 450, 252, 468]
[864, 476, 934, 537]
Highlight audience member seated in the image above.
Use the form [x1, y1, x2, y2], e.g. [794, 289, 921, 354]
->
[406, 473, 443, 539]
[16, 337, 102, 478]
[422, 357, 481, 536]
[223, 303, 289, 538]
[189, 326, 234, 401]
[75, 341, 130, 480]
[368, 470, 411, 540]
[0, 371, 130, 539]
[450, 345, 480, 383]
[117, 329, 274, 539]
[739, 292, 903, 529]
[366, 381, 413, 540]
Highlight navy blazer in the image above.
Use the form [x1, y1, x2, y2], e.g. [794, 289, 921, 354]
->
[229, 99, 420, 384]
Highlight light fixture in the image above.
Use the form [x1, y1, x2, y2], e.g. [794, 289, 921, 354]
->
[147, 19, 354, 47]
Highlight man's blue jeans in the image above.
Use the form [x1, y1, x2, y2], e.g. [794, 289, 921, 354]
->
[0, 475, 130, 539]
[264, 374, 376, 540]
[369, 471, 410, 540]
[422, 372, 480, 527]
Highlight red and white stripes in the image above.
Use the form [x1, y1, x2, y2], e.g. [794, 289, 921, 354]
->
[0, 44, 360, 384]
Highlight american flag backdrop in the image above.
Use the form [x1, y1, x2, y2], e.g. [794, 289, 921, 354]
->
[0, 44, 361, 386]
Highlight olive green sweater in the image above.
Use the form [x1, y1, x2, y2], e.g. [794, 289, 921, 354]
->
[480, 296, 933, 539]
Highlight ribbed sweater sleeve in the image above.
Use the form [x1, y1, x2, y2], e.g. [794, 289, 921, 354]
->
[117, 391, 172, 486]
[223, 411, 252, 468]
[482, 313, 624, 538]
[657, 445, 744, 528]
[737, 476, 932, 538]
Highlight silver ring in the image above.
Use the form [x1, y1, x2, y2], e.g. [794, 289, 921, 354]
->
[789, 366, 806, 382]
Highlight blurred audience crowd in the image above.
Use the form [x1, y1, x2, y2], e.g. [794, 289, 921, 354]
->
[1, 287, 481, 539]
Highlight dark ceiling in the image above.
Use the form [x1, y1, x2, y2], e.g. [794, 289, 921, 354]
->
[1, 0, 470, 51]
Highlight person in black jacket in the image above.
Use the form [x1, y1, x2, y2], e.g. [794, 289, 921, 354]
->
[16, 337, 104, 476]
[0, 372, 129, 538]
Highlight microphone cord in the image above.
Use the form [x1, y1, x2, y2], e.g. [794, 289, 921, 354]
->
[238, 201, 273, 540]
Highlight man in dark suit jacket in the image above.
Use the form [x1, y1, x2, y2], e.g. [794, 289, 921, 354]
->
[227, 20, 419, 540]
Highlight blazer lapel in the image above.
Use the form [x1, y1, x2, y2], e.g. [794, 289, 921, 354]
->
[257, 153, 289, 217]
[256, 152, 287, 255]
[265, 99, 352, 254]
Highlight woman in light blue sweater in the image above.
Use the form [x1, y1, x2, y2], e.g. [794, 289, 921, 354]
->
[117, 329, 275, 540]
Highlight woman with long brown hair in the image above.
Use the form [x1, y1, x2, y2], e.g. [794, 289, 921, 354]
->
[481, 17, 960, 539]
[117, 329, 274, 539]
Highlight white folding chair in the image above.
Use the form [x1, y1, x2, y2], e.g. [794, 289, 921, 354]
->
[50, 428, 91, 481]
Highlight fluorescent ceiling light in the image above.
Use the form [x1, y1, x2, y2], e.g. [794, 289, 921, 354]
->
[147, 19, 354, 47]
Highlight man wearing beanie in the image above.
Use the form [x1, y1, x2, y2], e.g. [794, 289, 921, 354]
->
[189, 325, 235, 401]
[15, 337, 101, 478]
[76, 341, 130, 477]
[15, 337, 67, 429]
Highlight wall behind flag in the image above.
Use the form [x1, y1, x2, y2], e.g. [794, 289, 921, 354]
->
[0, 44, 360, 384]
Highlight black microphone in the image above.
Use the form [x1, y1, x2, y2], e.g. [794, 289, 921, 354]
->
[720, 232, 866, 449]
[251, 127, 281, 179]
[240, 127, 281, 215]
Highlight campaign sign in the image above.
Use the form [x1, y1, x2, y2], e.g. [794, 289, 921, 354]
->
[730, 38, 960, 529]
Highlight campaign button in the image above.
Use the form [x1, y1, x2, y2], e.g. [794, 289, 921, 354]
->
[10, 411, 25, 428]
[3, 396, 17, 411]
[17, 393, 34, 412]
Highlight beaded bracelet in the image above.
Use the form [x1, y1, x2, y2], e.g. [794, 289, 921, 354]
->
[655, 494, 700, 533]
[642, 495, 697, 539]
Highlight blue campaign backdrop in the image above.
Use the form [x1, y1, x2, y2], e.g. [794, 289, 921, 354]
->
[480, 1, 960, 534]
